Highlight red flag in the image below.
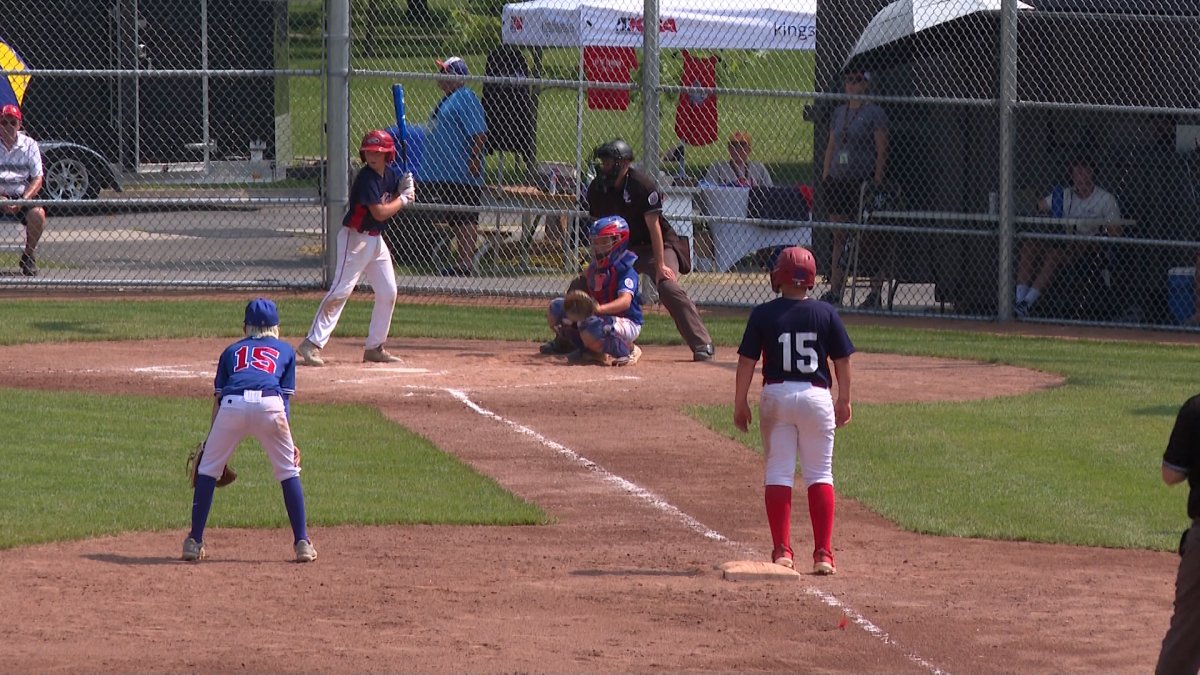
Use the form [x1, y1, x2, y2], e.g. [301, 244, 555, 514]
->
[675, 50, 718, 147]
[584, 47, 638, 111]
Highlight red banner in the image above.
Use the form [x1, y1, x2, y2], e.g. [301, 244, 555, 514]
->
[583, 46, 638, 111]
[675, 50, 718, 147]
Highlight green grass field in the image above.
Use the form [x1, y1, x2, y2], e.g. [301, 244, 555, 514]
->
[0, 298, 1192, 553]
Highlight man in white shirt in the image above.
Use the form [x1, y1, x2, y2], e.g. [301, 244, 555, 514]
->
[1015, 156, 1122, 318]
[0, 104, 45, 276]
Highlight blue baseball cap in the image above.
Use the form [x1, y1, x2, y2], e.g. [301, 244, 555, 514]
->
[436, 56, 469, 76]
[244, 297, 280, 327]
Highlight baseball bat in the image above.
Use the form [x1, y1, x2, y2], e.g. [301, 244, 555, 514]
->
[391, 83, 409, 172]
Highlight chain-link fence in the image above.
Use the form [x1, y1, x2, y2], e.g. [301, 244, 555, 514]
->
[3, 0, 1199, 330]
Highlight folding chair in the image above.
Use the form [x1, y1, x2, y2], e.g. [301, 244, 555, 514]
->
[845, 181, 904, 309]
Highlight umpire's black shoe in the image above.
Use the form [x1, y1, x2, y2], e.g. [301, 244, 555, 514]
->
[693, 344, 715, 362]
[18, 253, 36, 277]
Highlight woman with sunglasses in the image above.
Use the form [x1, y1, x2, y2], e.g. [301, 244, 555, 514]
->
[704, 131, 773, 188]
[819, 69, 889, 307]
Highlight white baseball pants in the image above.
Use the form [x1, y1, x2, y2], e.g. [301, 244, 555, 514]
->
[759, 381, 836, 488]
[307, 227, 398, 350]
[201, 393, 300, 482]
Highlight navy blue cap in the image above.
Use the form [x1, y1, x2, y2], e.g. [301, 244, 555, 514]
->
[244, 297, 280, 327]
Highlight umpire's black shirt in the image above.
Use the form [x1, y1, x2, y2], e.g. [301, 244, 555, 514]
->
[1165, 394, 1200, 519]
[586, 166, 682, 247]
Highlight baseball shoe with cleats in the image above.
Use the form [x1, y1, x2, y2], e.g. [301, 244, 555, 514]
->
[813, 548, 836, 575]
[363, 346, 402, 363]
[692, 344, 715, 362]
[298, 339, 324, 367]
[19, 253, 36, 277]
[567, 349, 610, 366]
[772, 544, 794, 569]
[182, 537, 206, 562]
[294, 539, 317, 563]
[539, 337, 573, 355]
[612, 344, 642, 367]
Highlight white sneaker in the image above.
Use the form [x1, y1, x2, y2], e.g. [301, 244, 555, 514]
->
[298, 339, 325, 366]
[182, 537, 206, 562]
[294, 539, 317, 563]
[612, 344, 642, 367]
[363, 346, 402, 363]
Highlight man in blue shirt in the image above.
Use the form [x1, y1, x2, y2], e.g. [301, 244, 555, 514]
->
[423, 56, 488, 276]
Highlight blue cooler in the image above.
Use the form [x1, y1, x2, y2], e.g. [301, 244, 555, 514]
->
[1168, 267, 1194, 324]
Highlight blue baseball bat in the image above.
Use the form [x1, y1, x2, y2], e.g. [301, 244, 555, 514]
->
[391, 83, 409, 172]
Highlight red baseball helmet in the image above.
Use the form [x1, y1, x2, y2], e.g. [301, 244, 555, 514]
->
[359, 129, 396, 163]
[771, 246, 817, 292]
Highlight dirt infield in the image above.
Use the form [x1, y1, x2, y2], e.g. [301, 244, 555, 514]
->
[0, 337, 1178, 672]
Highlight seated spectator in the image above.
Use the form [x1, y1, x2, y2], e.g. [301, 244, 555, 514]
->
[703, 131, 773, 188]
[1015, 156, 1122, 318]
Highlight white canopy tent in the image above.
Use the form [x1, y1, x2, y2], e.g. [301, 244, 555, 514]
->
[498, 0, 819, 172]
[501, 0, 818, 51]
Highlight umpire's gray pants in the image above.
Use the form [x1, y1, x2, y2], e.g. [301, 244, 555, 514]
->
[1157, 520, 1200, 675]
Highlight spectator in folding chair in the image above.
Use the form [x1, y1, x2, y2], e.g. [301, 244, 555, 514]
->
[1014, 155, 1122, 319]
[704, 131, 773, 188]
[818, 68, 888, 307]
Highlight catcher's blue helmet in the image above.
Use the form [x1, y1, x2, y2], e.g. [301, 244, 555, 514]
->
[589, 215, 630, 268]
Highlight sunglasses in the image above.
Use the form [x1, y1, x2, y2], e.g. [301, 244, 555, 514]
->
[844, 75, 867, 84]
[0, 118, 18, 126]
[729, 141, 750, 149]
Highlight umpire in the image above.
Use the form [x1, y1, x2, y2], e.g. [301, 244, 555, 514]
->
[1157, 394, 1200, 674]
[575, 138, 714, 361]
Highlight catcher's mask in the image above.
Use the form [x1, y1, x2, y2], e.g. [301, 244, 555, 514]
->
[592, 138, 634, 187]
[589, 215, 631, 268]
[359, 129, 397, 163]
[770, 245, 817, 293]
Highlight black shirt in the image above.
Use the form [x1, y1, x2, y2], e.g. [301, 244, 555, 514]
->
[586, 167, 680, 247]
[1164, 394, 1200, 519]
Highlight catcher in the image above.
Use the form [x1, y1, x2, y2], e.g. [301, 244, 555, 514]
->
[181, 298, 316, 564]
[541, 215, 643, 366]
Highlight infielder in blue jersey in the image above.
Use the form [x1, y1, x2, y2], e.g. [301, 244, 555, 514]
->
[734, 246, 854, 575]
[542, 215, 643, 366]
[182, 298, 315, 563]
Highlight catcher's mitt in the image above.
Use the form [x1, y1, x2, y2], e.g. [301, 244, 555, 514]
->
[187, 442, 237, 488]
[563, 290, 598, 323]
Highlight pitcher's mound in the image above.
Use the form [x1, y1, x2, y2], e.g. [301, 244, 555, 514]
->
[718, 560, 801, 581]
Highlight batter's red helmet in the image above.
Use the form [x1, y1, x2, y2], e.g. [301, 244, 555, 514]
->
[359, 129, 396, 163]
[771, 246, 817, 292]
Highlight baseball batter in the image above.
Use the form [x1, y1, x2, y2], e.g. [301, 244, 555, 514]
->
[543, 215, 643, 366]
[183, 298, 315, 563]
[734, 246, 854, 574]
[299, 130, 416, 366]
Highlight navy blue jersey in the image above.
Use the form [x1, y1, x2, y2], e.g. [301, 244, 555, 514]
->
[214, 336, 297, 398]
[1165, 394, 1200, 519]
[737, 297, 855, 388]
[343, 165, 403, 234]
[584, 250, 643, 325]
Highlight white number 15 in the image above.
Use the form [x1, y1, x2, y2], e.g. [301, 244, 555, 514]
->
[777, 332, 819, 373]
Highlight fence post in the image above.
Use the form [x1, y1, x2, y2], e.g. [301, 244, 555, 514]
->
[326, 0, 352, 285]
[996, 0, 1020, 320]
[641, 0, 661, 178]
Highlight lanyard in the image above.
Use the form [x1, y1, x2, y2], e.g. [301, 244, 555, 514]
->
[840, 104, 863, 149]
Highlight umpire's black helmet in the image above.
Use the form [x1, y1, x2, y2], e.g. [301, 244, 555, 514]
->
[593, 138, 635, 162]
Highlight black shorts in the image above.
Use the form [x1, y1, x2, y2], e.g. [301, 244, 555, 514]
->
[0, 206, 34, 225]
[821, 177, 869, 219]
[418, 181, 483, 227]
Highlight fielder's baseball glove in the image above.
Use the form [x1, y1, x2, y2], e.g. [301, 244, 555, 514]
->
[187, 442, 237, 488]
[563, 290, 598, 323]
